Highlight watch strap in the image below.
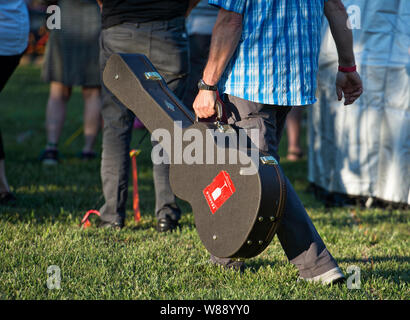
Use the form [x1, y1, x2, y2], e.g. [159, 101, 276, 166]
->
[198, 79, 218, 91]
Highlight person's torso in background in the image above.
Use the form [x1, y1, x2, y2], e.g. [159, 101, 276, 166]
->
[101, 0, 189, 29]
[186, 0, 219, 36]
[0, 0, 30, 56]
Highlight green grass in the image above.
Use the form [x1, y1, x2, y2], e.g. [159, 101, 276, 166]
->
[0, 66, 408, 300]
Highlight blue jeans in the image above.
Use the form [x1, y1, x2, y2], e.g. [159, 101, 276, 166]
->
[99, 17, 189, 224]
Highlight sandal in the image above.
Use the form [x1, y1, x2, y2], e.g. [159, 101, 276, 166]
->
[286, 150, 304, 161]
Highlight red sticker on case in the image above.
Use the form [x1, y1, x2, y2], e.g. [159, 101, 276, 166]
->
[203, 171, 236, 214]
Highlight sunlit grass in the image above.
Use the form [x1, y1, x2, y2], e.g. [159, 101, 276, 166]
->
[0, 66, 408, 300]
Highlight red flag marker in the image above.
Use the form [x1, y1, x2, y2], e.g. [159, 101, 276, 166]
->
[80, 210, 101, 229]
[130, 149, 142, 222]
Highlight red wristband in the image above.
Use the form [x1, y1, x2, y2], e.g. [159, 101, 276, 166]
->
[338, 65, 357, 73]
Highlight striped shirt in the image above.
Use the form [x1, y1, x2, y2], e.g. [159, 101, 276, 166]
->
[209, 0, 328, 106]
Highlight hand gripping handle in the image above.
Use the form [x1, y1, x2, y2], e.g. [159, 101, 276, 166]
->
[195, 98, 224, 123]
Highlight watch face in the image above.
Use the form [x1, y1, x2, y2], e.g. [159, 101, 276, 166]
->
[198, 79, 206, 90]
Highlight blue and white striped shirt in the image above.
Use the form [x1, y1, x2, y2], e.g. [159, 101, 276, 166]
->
[209, 0, 328, 106]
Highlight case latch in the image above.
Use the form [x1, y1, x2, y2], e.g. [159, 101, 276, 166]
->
[260, 156, 278, 165]
[144, 72, 162, 81]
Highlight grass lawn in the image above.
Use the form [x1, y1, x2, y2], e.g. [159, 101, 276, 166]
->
[0, 65, 408, 300]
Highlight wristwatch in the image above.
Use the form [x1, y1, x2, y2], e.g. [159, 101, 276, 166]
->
[198, 79, 218, 91]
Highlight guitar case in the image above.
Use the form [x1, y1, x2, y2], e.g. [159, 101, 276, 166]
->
[103, 53, 287, 259]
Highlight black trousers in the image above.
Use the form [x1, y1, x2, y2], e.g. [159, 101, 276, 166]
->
[98, 17, 189, 224]
[221, 94, 339, 278]
[0, 54, 22, 160]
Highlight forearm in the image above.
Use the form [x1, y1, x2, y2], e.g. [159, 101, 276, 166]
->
[96, 0, 102, 11]
[202, 9, 243, 86]
[324, 0, 355, 66]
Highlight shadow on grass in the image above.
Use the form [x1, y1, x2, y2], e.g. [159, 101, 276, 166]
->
[312, 209, 409, 227]
[242, 258, 289, 274]
[336, 255, 410, 285]
[246, 255, 409, 284]
[130, 221, 158, 231]
[339, 255, 410, 265]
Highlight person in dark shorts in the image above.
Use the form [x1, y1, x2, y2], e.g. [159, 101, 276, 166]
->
[40, 0, 102, 164]
[0, 0, 30, 204]
[96, 0, 200, 230]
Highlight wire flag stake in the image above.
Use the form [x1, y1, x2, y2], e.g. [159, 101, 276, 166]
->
[80, 209, 101, 229]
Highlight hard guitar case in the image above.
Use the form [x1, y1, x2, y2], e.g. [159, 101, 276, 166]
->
[103, 53, 287, 259]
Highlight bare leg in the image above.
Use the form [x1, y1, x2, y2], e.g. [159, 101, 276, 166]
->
[0, 54, 22, 200]
[81, 87, 101, 154]
[45, 82, 72, 149]
[286, 107, 304, 161]
[0, 160, 9, 193]
[0, 158, 16, 204]
[0, 132, 7, 193]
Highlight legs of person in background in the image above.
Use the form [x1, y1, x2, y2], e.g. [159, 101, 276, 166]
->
[0, 159, 9, 193]
[98, 18, 188, 231]
[286, 107, 304, 161]
[0, 54, 23, 204]
[152, 143, 181, 232]
[98, 99, 133, 228]
[0, 131, 12, 196]
[41, 83, 102, 163]
[41, 82, 72, 164]
[45, 82, 72, 146]
[81, 86, 101, 158]
[0, 156, 16, 205]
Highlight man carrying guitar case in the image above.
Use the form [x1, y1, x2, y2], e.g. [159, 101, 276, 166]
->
[193, 0, 363, 284]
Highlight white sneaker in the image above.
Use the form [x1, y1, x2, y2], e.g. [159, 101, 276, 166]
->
[300, 267, 345, 285]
